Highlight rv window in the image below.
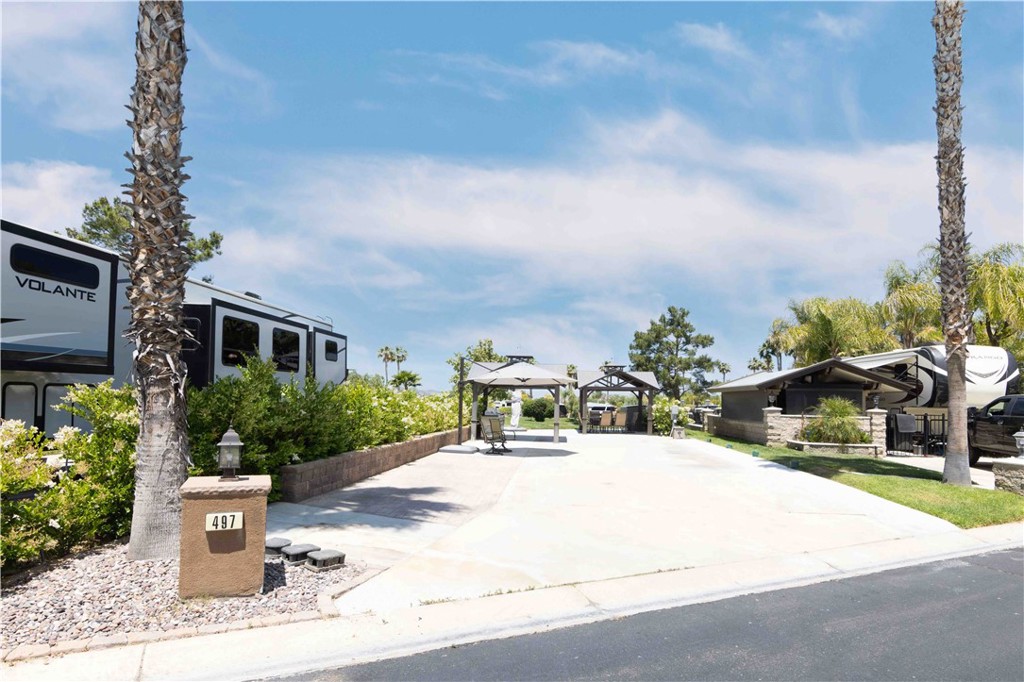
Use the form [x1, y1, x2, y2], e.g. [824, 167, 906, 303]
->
[273, 329, 300, 372]
[222, 316, 259, 366]
[325, 340, 338, 362]
[11, 244, 101, 289]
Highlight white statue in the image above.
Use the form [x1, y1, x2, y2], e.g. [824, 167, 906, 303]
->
[510, 391, 522, 427]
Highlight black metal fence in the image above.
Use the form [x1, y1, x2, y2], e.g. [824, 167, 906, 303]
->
[886, 412, 948, 455]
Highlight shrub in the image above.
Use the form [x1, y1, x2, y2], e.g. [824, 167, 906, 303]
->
[1, 420, 54, 568]
[799, 397, 871, 444]
[652, 396, 681, 435]
[522, 398, 553, 421]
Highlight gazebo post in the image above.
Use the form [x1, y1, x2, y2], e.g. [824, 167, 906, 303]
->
[580, 388, 588, 433]
[646, 389, 654, 434]
[457, 357, 465, 444]
[553, 386, 561, 443]
[470, 383, 480, 440]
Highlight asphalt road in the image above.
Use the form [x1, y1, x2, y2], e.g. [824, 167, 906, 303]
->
[277, 549, 1024, 682]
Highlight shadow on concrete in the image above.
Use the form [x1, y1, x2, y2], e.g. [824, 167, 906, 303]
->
[319, 486, 469, 523]
[510, 434, 569, 444]
[487, 448, 577, 458]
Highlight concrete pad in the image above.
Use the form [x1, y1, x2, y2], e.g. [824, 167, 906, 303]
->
[810, 530, 993, 573]
[964, 521, 1024, 546]
[438, 444, 479, 453]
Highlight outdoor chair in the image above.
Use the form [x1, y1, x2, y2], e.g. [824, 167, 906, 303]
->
[481, 415, 510, 454]
[598, 411, 613, 433]
[613, 411, 627, 433]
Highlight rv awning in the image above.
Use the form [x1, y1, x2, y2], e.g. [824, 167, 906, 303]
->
[842, 349, 920, 371]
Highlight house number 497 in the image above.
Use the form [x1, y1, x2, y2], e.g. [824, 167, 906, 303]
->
[205, 512, 243, 531]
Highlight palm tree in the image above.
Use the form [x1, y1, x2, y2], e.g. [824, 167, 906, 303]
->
[718, 362, 730, 384]
[126, 0, 192, 559]
[932, 0, 971, 487]
[378, 346, 395, 383]
[391, 370, 421, 391]
[881, 261, 942, 348]
[780, 297, 896, 366]
[394, 347, 408, 373]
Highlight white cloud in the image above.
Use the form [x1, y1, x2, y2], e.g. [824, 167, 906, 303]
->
[805, 11, 869, 43]
[1, 3, 134, 132]
[675, 22, 753, 62]
[188, 28, 277, 118]
[216, 109, 1021, 315]
[1, 161, 122, 232]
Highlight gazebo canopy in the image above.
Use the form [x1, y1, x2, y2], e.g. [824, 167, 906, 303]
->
[467, 361, 574, 387]
[576, 365, 660, 434]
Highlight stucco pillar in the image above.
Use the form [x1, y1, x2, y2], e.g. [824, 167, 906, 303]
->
[867, 408, 888, 457]
[763, 407, 784, 447]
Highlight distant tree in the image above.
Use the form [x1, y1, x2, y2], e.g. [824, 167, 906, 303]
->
[393, 347, 408, 373]
[391, 370, 421, 391]
[377, 346, 395, 383]
[881, 260, 942, 348]
[717, 362, 731, 384]
[446, 339, 506, 390]
[628, 306, 719, 400]
[66, 197, 223, 277]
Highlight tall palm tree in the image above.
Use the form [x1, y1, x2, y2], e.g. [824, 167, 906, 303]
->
[378, 346, 395, 383]
[780, 297, 896, 366]
[394, 347, 408, 373]
[933, 0, 971, 486]
[126, 0, 193, 559]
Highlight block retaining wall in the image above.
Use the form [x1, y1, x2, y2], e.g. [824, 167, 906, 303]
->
[279, 426, 471, 503]
[704, 407, 887, 456]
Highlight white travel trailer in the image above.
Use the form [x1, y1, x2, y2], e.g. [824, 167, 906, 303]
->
[843, 344, 1019, 412]
[1, 220, 347, 434]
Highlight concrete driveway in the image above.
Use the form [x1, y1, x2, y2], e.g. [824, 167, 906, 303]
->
[267, 431, 1012, 617]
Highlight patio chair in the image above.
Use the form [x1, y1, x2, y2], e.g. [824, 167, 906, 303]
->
[598, 411, 612, 433]
[613, 411, 627, 433]
[481, 415, 510, 454]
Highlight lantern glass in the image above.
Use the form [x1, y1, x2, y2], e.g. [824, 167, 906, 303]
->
[1014, 429, 1024, 458]
[216, 426, 244, 477]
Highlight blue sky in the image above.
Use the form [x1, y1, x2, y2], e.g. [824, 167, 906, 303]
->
[3, 1, 1022, 391]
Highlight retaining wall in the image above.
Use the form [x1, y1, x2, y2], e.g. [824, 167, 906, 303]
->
[279, 426, 471, 503]
[704, 407, 887, 456]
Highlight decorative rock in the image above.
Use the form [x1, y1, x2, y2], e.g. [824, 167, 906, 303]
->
[280, 543, 320, 565]
[305, 549, 345, 572]
[265, 537, 292, 556]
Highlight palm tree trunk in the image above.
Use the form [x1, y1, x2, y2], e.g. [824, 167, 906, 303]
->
[933, 0, 971, 487]
[126, 0, 193, 558]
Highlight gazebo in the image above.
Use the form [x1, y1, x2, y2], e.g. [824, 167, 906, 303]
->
[460, 359, 574, 444]
[576, 365, 660, 434]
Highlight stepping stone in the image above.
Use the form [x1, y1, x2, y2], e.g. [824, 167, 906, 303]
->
[265, 537, 291, 556]
[304, 549, 346, 572]
[280, 543, 320, 564]
[438, 444, 479, 454]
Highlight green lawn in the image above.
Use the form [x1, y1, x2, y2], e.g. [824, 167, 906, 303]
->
[687, 428, 1024, 529]
[513, 416, 579, 430]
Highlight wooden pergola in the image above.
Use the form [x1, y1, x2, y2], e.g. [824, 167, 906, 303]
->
[576, 365, 660, 434]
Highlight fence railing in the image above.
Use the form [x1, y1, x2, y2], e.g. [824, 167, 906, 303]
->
[886, 412, 947, 455]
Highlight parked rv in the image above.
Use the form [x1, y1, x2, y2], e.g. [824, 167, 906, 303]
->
[1, 220, 347, 434]
[843, 344, 1019, 411]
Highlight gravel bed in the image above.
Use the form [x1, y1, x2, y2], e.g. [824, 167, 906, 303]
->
[1, 542, 365, 649]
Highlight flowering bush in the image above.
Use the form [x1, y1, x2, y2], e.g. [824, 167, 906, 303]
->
[1, 420, 54, 567]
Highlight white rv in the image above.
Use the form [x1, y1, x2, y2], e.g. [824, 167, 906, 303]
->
[1, 220, 347, 434]
[843, 344, 1019, 412]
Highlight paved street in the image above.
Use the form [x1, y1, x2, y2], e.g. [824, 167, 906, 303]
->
[283, 549, 1024, 682]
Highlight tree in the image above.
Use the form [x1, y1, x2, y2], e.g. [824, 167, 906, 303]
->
[446, 339, 506, 390]
[394, 347, 408, 373]
[377, 346, 395, 383]
[778, 297, 896, 366]
[125, 0, 192, 560]
[66, 196, 223, 271]
[717, 362, 731, 384]
[628, 306, 719, 400]
[881, 260, 942, 348]
[391, 370, 421, 391]
[968, 243, 1024, 350]
[933, 0, 971, 486]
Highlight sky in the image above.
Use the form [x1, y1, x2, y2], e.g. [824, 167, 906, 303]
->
[3, 1, 1022, 392]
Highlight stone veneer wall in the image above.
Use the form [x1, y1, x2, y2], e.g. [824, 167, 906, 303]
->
[993, 460, 1024, 496]
[705, 407, 887, 455]
[279, 426, 471, 503]
[704, 414, 767, 444]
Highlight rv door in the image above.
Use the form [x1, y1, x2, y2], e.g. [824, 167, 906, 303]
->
[311, 328, 347, 384]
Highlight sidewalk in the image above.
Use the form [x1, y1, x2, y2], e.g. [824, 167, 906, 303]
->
[5, 432, 1022, 681]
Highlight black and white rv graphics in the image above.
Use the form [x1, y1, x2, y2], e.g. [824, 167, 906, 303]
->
[843, 344, 1019, 411]
[2, 220, 347, 433]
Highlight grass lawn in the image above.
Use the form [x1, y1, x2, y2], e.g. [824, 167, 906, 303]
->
[686, 428, 1024, 529]
[513, 416, 579, 430]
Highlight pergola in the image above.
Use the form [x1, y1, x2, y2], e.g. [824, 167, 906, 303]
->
[576, 365, 660, 434]
[459, 360, 574, 444]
